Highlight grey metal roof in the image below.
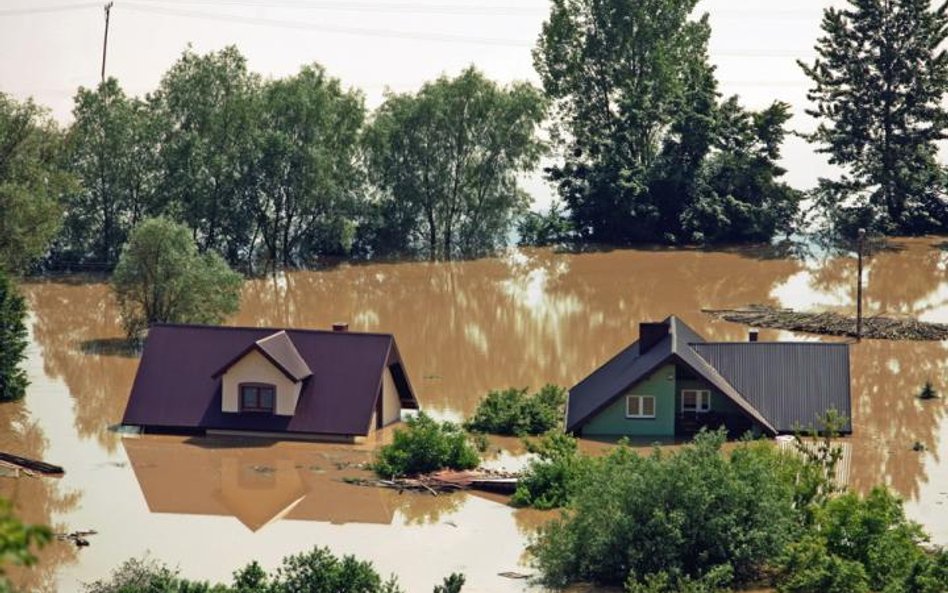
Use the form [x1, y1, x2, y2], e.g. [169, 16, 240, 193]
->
[255, 331, 313, 382]
[691, 342, 852, 433]
[566, 316, 851, 436]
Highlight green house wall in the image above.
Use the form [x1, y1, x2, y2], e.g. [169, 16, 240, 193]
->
[675, 377, 744, 417]
[581, 364, 677, 437]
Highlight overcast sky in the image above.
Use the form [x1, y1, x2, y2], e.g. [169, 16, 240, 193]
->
[0, 0, 845, 210]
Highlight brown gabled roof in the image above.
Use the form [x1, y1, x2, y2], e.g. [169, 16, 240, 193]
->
[566, 316, 852, 435]
[123, 324, 419, 437]
[213, 330, 313, 382]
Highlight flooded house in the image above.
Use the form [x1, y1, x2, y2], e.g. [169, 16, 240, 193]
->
[122, 324, 419, 442]
[566, 316, 852, 438]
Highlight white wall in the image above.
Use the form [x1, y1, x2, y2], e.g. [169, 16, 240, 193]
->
[221, 349, 302, 416]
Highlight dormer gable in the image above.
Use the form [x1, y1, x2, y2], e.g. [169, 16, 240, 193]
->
[213, 331, 311, 416]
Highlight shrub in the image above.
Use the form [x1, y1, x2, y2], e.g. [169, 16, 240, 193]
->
[776, 487, 948, 593]
[112, 217, 243, 340]
[464, 384, 567, 436]
[625, 564, 733, 593]
[511, 432, 592, 509]
[530, 430, 803, 589]
[80, 557, 222, 593]
[372, 412, 479, 477]
[0, 271, 28, 402]
[269, 547, 402, 593]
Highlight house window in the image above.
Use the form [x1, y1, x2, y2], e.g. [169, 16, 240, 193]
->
[681, 389, 711, 413]
[626, 395, 656, 419]
[240, 383, 275, 413]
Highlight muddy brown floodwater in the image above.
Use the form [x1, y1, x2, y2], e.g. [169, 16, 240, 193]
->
[1, 237, 946, 593]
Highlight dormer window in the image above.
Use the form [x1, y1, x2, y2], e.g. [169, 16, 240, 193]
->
[240, 383, 276, 413]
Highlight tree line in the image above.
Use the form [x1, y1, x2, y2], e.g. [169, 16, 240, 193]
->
[2, 0, 948, 279]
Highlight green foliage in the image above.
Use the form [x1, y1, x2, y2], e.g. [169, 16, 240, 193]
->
[624, 564, 733, 593]
[253, 64, 366, 267]
[0, 93, 69, 273]
[776, 488, 948, 593]
[511, 432, 591, 509]
[112, 217, 243, 339]
[464, 384, 566, 436]
[0, 271, 29, 402]
[362, 66, 546, 259]
[81, 557, 222, 593]
[269, 547, 402, 593]
[432, 573, 465, 593]
[529, 430, 802, 588]
[918, 381, 938, 400]
[60, 78, 161, 268]
[517, 202, 575, 247]
[800, 0, 948, 237]
[0, 498, 51, 575]
[791, 409, 847, 517]
[372, 412, 480, 477]
[534, 0, 801, 245]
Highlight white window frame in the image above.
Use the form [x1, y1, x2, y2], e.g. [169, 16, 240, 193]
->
[681, 389, 711, 413]
[626, 395, 656, 419]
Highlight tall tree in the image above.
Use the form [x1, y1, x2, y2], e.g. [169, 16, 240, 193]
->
[363, 67, 546, 259]
[151, 46, 261, 264]
[0, 93, 70, 272]
[0, 270, 29, 402]
[254, 65, 366, 268]
[800, 0, 948, 237]
[535, 0, 802, 244]
[61, 78, 161, 267]
[112, 217, 243, 339]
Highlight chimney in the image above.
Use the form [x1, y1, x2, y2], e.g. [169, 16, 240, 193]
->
[332, 322, 349, 332]
[638, 321, 668, 353]
[748, 329, 759, 342]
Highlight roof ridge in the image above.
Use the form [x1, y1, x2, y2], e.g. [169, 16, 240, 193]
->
[693, 341, 849, 346]
[151, 323, 395, 339]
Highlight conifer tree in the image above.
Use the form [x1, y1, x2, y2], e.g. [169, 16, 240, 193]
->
[0, 270, 29, 402]
[800, 0, 948, 236]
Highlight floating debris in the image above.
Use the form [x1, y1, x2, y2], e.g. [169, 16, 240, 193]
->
[345, 469, 520, 495]
[56, 530, 97, 548]
[0, 453, 64, 477]
[703, 305, 948, 341]
[498, 572, 531, 580]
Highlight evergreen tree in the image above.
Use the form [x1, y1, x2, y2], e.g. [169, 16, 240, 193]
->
[0, 270, 29, 402]
[800, 0, 948, 237]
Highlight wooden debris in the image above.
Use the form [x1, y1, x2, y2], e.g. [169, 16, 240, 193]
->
[498, 572, 531, 580]
[345, 469, 520, 495]
[0, 453, 64, 477]
[56, 530, 97, 548]
[703, 305, 948, 341]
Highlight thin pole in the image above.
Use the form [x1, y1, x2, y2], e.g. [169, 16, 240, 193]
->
[100, 2, 114, 83]
[856, 228, 865, 340]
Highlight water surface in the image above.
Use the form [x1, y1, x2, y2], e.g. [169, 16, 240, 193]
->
[3, 237, 946, 592]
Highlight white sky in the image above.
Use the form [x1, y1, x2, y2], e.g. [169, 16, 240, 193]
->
[0, 0, 846, 210]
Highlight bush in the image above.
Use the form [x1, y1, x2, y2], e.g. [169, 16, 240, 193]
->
[269, 547, 401, 593]
[625, 565, 733, 593]
[777, 487, 948, 593]
[81, 557, 222, 593]
[464, 384, 566, 436]
[0, 271, 28, 402]
[511, 432, 592, 509]
[372, 412, 479, 477]
[530, 430, 803, 589]
[112, 217, 243, 339]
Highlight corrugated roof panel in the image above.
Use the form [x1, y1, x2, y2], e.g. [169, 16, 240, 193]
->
[691, 342, 852, 433]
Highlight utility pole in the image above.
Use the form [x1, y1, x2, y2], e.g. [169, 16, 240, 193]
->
[100, 1, 114, 83]
[856, 227, 866, 341]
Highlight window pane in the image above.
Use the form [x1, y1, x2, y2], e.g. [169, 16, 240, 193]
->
[241, 386, 257, 408]
[699, 391, 710, 411]
[683, 391, 696, 410]
[260, 389, 275, 410]
[642, 397, 655, 417]
[627, 395, 639, 416]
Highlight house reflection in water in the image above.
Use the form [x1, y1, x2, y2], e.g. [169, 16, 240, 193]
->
[122, 436, 396, 532]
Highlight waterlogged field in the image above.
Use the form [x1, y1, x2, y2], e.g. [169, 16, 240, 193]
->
[2, 237, 946, 592]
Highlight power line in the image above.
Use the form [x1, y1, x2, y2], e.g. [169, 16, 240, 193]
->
[124, 0, 546, 16]
[121, 3, 534, 46]
[0, 2, 101, 17]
